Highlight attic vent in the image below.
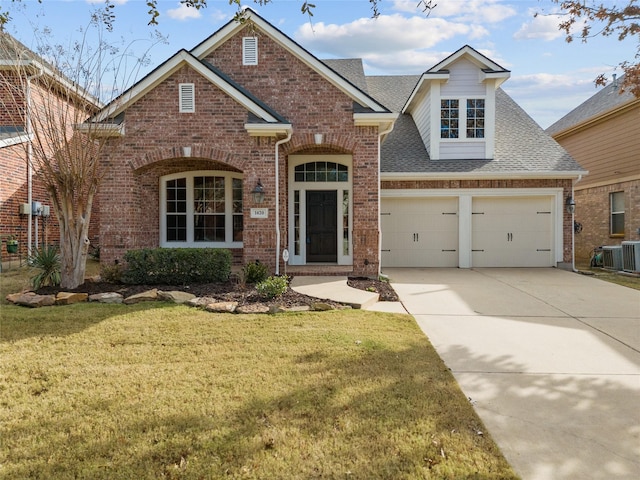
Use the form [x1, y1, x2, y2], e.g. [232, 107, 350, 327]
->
[179, 83, 195, 113]
[243, 37, 258, 65]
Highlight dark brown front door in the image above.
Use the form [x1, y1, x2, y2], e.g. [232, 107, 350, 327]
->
[306, 190, 337, 262]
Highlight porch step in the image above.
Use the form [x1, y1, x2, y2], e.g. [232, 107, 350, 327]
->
[284, 265, 353, 276]
[290, 276, 379, 310]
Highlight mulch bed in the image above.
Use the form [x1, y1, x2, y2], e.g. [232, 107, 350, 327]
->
[36, 276, 398, 309]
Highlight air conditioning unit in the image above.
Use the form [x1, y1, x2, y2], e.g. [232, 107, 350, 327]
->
[622, 241, 640, 273]
[602, 246, 623, 270]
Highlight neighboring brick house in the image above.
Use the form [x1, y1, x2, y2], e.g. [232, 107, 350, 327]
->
[90, 10, 585, 276]
[0, 32, 99, 261]
[547, 77, 640, 265]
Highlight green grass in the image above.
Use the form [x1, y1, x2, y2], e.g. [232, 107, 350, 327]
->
[0, 301, 518, 479]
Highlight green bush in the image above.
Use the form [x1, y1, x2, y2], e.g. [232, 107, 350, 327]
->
[100, 264, 122, 283]
[256, 275, 289, 300]
[242, 260, 268, 284]
[121, 248, 232, 285]
[29, 245, 61, 289]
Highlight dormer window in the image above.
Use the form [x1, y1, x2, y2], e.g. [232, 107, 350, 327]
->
[243, 37, 258, 65]
[441, 98, 484, 139]
[179, 83, 195, 113]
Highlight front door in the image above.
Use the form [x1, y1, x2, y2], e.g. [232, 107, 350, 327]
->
[306, 190, 337, 262]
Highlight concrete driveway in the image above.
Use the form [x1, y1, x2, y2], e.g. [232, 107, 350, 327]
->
[384, 268, 640, 480]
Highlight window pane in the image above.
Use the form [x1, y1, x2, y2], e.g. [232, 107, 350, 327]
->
[610, 192, 625, 235]
[440, 99, 459, 139]
[611, 192, 624, 212]
[195, 214, 225, 242]
[233, 214, 243, 242]
[167, 214, 187, 241]
[466, 98, 485, 138]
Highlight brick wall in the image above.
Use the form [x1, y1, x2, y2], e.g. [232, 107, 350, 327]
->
[98, 27, 380, 276]
[574, 180, 640, 264]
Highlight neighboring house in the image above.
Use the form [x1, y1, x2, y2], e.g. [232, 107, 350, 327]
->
[547, 77, 640, 264]
[89, 9, 584, 277]
[0, 32, 99, 260]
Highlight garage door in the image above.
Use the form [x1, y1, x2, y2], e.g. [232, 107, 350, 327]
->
[472, 196, 554, 267]
[381, 197, 458, 267]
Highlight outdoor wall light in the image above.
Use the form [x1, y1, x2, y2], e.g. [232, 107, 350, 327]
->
[252, 179, 265, 204]
[314, 133, 323, 145]
[565, 196, 576, 214]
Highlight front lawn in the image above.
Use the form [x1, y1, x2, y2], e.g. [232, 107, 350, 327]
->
[0, 302, 517, 479]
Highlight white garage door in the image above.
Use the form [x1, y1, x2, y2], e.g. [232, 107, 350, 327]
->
[472, 196, 554, 267]
[381, 197, 458, 267]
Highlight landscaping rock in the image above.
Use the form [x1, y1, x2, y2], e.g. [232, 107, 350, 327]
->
[6, 291, 28, 304]
[312, 302, 334, 311]
[283, 305, 311, 312]
[123, 289, 158, 305]
[14, 292, 56, 308]
[269, 305, 286, 314]
[55, 292, 89, 305]
[205, 301, 238, 313]
[236, 304, 271, 314]
[186, 297, 218, 308]
[158, 290, 196, 304]
[88, 292, 123, 304]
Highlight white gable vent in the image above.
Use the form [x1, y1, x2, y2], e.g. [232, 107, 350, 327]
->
[179, 83, 195, 113]
[243, 37, 258, 66]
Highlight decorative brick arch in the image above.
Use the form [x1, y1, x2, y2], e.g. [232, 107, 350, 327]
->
[281, 133, 358, 156]
[129, 144, 249, 172]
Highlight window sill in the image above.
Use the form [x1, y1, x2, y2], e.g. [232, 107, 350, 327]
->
[609, 234, 625, 239]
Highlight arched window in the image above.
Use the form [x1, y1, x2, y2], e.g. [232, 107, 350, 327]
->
[294, 162, 348, 182]
[160, 171, 243, 248]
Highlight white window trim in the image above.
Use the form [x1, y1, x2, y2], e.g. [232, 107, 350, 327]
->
[179, 83, 195, 113]
[610, 191, 625, 235]
[288, 155, 353, 266]
[440, 96, 487, 142]
[242, 37, 258, 66]
[160, 171, 243, 248]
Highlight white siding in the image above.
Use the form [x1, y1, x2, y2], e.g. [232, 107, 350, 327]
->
[440, 59, 485, 97]
[440, 141, 486, 159]
[411, 88, 431, 154]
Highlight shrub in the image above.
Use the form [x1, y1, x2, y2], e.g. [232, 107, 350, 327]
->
[121, 248, 232, 285]
[243, 260, 268, 284]
[29, 245, 61, 289]
[100, 264, 122, 283]
[256, 275, 289, 300]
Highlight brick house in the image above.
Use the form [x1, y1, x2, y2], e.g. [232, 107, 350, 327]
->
[0, 32, 99, 262]
[547, 76, 640, 265]
[91, 9, 585, 276]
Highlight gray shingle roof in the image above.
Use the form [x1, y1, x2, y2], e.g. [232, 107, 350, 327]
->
[546, 76, 636, 135]
[322, 58, 368, 93]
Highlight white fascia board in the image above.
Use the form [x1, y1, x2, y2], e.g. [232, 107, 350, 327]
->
[74, 122, 124, 138]
[244, 123, 293, 137]
[0, 133, 32, 148]
[353, 112, 398, 129]
[191, 11, 388, 113]
[380, 171, 587, 181]
[402, 74, 448, 114]
[428, 46, 507, 74]
[92, 51, 280, 123]
[480, 70, 510, 88]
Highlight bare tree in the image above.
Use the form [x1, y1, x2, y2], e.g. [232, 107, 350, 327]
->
[540, 0, 640, 96]
[0, 22, 158, 288]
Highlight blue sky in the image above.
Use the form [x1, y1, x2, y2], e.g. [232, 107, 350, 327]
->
[4, 0, 635, 128]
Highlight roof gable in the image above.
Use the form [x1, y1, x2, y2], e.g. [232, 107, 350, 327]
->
[90, 49, 287, 125]
[190, 8, 389, 114]
[427, 45, 509, 74]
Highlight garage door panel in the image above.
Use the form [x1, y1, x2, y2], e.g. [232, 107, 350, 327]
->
[381, 197, 458, 268]
[472, 196, 554, 268]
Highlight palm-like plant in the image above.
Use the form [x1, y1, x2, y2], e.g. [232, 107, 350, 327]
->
[30, 245, 61, 289]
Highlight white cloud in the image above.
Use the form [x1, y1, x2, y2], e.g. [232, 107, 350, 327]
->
[295, 14, 483, 58]
[86, 0, 128, 4]
[513, 10, 564, 41]
[166, 3, 202, 21]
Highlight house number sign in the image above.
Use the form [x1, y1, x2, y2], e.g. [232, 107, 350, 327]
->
[250, 208, 269, 219]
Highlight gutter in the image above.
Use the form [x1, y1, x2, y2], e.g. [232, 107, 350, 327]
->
[377, 122, 395, 278]
[274, 131, 292, 275]
[26, 63, 45, 258]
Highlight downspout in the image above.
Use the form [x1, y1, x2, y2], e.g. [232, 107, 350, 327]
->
[377, 122, 395, 278]
[571, 174, 583, 272]
[274, 131, 292, 275]
[26, 63, 45, 258]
